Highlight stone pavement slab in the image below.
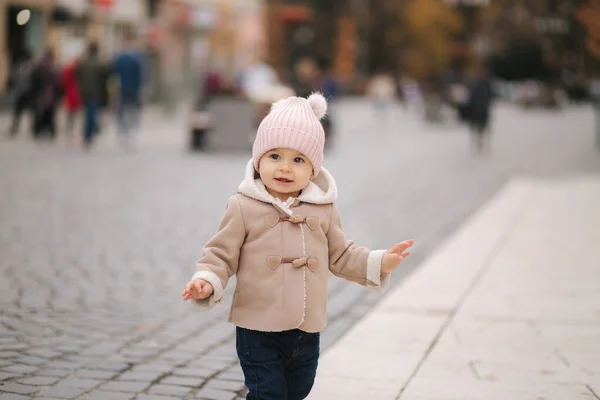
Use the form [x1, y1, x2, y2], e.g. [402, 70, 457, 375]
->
[310, 176, 600, 399]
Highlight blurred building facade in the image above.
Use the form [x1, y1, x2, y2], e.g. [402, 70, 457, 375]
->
[447, 0, 588, 76]
[263, 0, 369, 87]
[0, 0, 266, 98]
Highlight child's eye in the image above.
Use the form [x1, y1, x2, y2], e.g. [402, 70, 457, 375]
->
[294, 157, 305, 163]
[269, 154, 280, 160]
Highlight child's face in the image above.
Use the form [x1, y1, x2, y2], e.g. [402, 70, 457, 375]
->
[258, 148, 313, 201]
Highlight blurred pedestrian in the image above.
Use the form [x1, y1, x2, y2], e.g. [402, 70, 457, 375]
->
[399, 73, 423, 115]
[366, 68, 397, 120]
[240, 58, 290, 130]
[7, 49, 34, 137]
[422, 74, 444, 123]
[61, 55, 82, 144]
[291, 57, 319, 98]
[30, 50, 63, 140]
[181, 92, 414, 400]
[113, 31, 144, 149]
[76, 42, 108, 149]
[316, 59, 339, 147]
[464, 63, 494, 153]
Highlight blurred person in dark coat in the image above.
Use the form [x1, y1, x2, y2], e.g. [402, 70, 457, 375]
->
[8, 49, 34, 137]
[291, 57, 337, 145]
[113, 31, 144, 148]
[317, 60, 339, 147]
[76, 42, 108, 149]
[30, 50, 63, 139]
[290, 57, 319, 99]
[464, 62, 494, 153]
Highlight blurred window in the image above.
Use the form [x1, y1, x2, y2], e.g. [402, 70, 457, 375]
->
[147, 0, 158, 18]
[283, 0, 309, 5]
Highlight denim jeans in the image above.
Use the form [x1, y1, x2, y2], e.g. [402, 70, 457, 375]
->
[83, 101, 99, 146]
[117, 91, 140, 136]
[236, 327, 320, 400]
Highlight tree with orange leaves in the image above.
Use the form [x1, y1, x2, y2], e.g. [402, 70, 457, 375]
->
[402, 0, 464, 79]
[577, 0, 600, 60]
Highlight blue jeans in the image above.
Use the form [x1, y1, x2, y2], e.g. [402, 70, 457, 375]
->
[83, 101, 99, 146]
[236, 327, 320, 400]
[117, 91, 141, 136]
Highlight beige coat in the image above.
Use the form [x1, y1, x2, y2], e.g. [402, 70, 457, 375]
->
[192, 159, 389, 332]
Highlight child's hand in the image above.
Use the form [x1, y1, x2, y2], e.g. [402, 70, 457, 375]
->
[181, 279, 214, 301]
[381, 240, 414, 273]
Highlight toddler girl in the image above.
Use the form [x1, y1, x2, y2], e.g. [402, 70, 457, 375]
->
[182, 93, 413, 400]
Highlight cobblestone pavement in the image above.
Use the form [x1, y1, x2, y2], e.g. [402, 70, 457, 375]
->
[1, 101, 599, 399]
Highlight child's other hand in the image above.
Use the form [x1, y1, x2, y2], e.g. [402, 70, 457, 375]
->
[381, 240, 414, 273]
[181, 279, 214, 301]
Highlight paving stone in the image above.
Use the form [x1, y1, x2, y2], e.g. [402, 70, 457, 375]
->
[25, 348, 62, 359]
[173, 367, 214, 379]
[0, 394, 31, 400]
[15, 355, 47, 366]
[94, 362, 131, 372]
[0, 382, 40, 395]
[136, 395, 179, 400]
[30, 398, 63, 400]
[0, 334, 21, 339]
[16, 376, 61, 386]
[56, 378, 102, 390]
[0, 344, 28, 352]
[118, 371, 165, 382]
[1, 364, 38, 375]
[42, 361, 80, 371]
[37, 385, 88, 399]
[159, 375, 203, 387]
[99, 381, 150, 393]
[0, 353, 20, 360]
[215, 371, 244, 382]
[61, 355, 98, 367]
[205, 379, 244, 392]
[130, 364, 173, 374]
[187, 358, 232, 371]
[86, 391, 135, 400]
[0, 373, 19, 382]
[195, 387, 237, 400]
[79, 344, 124, 357]
[52, 344, 84, 353]
[147, 384, 193, 397]
[75, 369, 118, 379]
[35, 368, 72, 378]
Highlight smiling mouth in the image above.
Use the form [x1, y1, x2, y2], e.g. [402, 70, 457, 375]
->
[275, 178, 294, 184]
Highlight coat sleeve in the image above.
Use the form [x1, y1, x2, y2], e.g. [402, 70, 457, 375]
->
[191, 195, 247, 310]
[327, 204, 391, 290]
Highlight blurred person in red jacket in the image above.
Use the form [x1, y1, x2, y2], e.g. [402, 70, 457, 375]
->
[61, 56, 82, 143]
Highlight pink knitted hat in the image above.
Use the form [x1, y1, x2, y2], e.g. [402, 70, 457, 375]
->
[253, 92, 327, 175]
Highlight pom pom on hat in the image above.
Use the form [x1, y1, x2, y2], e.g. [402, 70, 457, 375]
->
[307, 92, 327, 120]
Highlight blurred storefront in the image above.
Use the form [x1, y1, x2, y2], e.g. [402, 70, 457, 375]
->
[0, 0, 53, 93]
[263, 0, 363, 89]
[264, 1, 314, 79]
[0, 0, 266, 100]
[52, 0, 146, 62]
[143, 0, 219, 102]
[232, 0, 266, 74]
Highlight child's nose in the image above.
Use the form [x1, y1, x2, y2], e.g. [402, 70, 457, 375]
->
[280, 163, 292, 172]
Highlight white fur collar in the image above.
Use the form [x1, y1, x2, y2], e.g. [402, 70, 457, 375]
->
[237, 159, 338, 207]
